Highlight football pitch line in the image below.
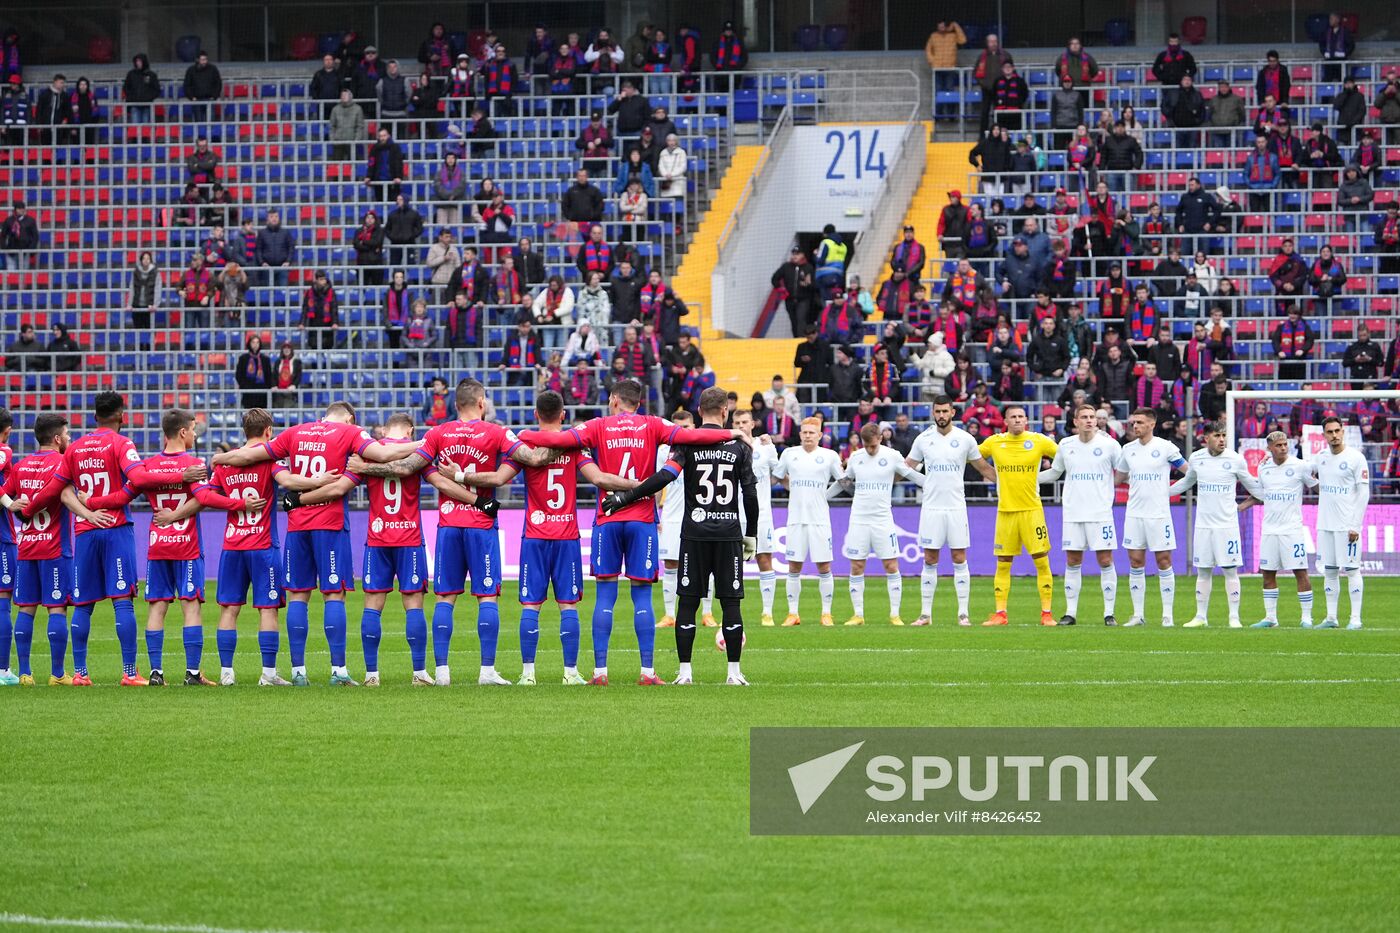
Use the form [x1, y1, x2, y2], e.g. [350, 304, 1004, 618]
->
[759, 645, 1400, 658]
[0, 914, 316, 933]
[767, 677, 1400, 688]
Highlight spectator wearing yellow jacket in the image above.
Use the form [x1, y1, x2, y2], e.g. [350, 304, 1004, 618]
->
[925, 21, 966, 118]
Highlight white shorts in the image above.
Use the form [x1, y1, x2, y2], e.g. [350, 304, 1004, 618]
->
[756, 517, 775, 555]
[784, 524, 834, 565]
[1123, 515, 1177, 552]
[1192, 525, 1242, 568]
[1259, 532, 1309, 572]
[918, 508, 970, 550]
[659, 521, 682, 562]
[1317, 529, 1362, 570]
[843, 522, 900, 560]
[1062, 519, 1117, 552]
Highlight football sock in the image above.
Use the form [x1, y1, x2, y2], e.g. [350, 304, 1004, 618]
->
[677, 661, 693, 680]
[1100, 564, 1118, 617]
[631, 582, 655, 672]
[728, 661, 742, 679]
[1262, 587, 1279, 621]
[324, 599, 348, 669]
[662, 566, 678, 618]
[1129, 566, 1147, 618]
[1323, 568, 1341, 619]
[46, 612, 66, 678]
[1063, 563, 1082, 616]
[675, 595, 700, 663]
[759, 570, 776, 616]
[1158, 569, 1176, 622]
[13, 610, 32, 677]
[405, 607, 427, 671]
[476, 600, 500, 667]
[257, 630, 279, 669]
[0, 594, 10, 670]
[360, 607, 382, 674]
[920, 564, 938, 616]
[216, 628, 237, 669]
[1032, 555, 1053, 612]
[818, 571, 834, 615]
[519, 606, 541, 664]
[1346, 569, 1364, 624]
[885, 574, 902, 618]
[993, 561, 1011, 612]
[702, 587, 713, 618]
[1223, 568, 1241, 624]
[848, 573, 865, 617]
[182, 624, 203, 673]
[69, 606, 90, 676]
[145, 627, 164, 672]
[785, 572, 802, 615]
[592, 579, 618, 668]
[953, 561, 971, 616]
[431, 600, 454, 667]
[1195, 572, 1214, 619]
[288, 600, 310, 669]
[559, 607, 581, 669]
[1298, 588, 1314, 624]
[112, 600, 137, 676]
[720, 597, 743, 663]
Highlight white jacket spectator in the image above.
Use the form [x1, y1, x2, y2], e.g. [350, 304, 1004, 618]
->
[1189, 256, 1219, 295]
[764, 382, 803, 420]
[531, 280, 576, 327]
[426, 235, 462, 287]
[656, 137, 689, 197]
[563, 323, 602, 365]
[574, 276, 613, 329]
[914, 332, 955, 400]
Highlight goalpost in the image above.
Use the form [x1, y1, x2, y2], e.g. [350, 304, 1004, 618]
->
[1225, 389, 1400, 576]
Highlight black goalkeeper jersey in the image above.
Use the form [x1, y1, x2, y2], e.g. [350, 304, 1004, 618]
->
[662, 432, 759, 542]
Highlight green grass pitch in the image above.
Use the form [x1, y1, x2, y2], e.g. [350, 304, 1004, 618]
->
[2, 574, 1398, 932]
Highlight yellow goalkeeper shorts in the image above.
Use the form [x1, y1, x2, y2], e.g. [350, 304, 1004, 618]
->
[993, 509, 1051, 557]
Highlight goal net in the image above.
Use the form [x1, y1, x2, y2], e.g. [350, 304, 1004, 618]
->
[1225, 389, 1400, 575]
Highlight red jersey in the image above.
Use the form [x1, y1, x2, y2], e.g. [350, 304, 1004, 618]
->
[520, 415, 732, 524]
[208, 459, 285, 551]
[53, 428, 183, 534]
[520, 450, 595, 540]
[365, 437, 423, 548]
[105, 451, 242, 561]
[416, 420, 522, 530]
[0, 444, 14, 546]
[263, 420, 374, 533]
[4, 450, 71, 560]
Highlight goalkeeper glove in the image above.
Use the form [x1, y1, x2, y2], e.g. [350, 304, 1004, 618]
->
[742, 536, 757, 560]
[601, 492, 630, 515]
[281, 490, 303, 511]
[479, 497, 500, 519]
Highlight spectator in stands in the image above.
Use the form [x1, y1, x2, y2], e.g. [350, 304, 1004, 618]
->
[1, 29, 20, 86]
[1204, 79, 1245, 150]
[185, 137, 220, 192]
[1268, 239, 1308, 311]
[309, 54, 343, 117]
[498, 318, 542, 386]
[420, 376, 452, 426]
[1049, 76, 1083, 150]
[792, 325, 832, 402]
[2, 80, 30, 143]
[47, 324, 80, 373]
[426, 152, 466, 227]
[547, 41, 581, 115]
[462, 108, 499, 157]
[183, 51, 222, 124]
[710, 20, 748, 93]
[199, 182, 233, 228]
[418, 23, 453, 73]
[1332, 77, 1366, 146]
[409, 69, 442, 140]
[1252, 93, 1286, 138]
[1096, 343, 1133, 415]
[330, 88, 367, 162]
[1271, 305, 1314, 379]
[1, 201, 38, 272]
[531, 275, 575, 351]
[446, 288, 484, 353]
[481, 45, 519, 117]
[961, 205, 997, 273]
[1255, 50, 1290, 107]
[865, 343, 901, 412]
[492, 255, 526, 313]
[1319, 12, 1354, 82]
[570, 359, 600, 418]
[1154, 246, 1189, 297]
[351, 210, 386, 285]
[335, 30, 366, 76]
[425, 228, 462, 304]
[66, 76, 98, 144]
[301, 270, 339, 350]
[1343, 324, 1382, 388]
[662, 333, 701, 411]
[989, 358, 1023, 404]
[1146, 323, 1183, 384]
[1152, 32, 1196, 115]
[383, 269, 413, 348]
[924, 20, 966, 116]
[1040, 241, 1076, 301]
[642, 29, 675, 96]
[574, 109, 615, 177]
[1376, 203, 1400, 280]
[352, 46, 383, 117]
[996, 235, 1038, 303]
[234, 334, 271, 410]
[936, 189, 969, 259]
[1244, 134, 1281, 211]
[656, 134, 688, 199]
[125, 251, 161, 333]
[1098, 121, 1143, 195]
[813, 225, 849, 300]
[1378, 72, 1400, 144]
[968, 125, 1012, 197]
[563, 319, 603, 367]
[613, 147, 656, 198]
[574, 271, 612, 332]
[1173, 177, 1218, 257]
[607, 80, 647, 137]
[1351, 131, 1380, 188]
[992, 60, 1028, 132]
[1027, 316, 1070, 396]
[383, 194, 425, 268]
[1055, 36, 1098, 97]
[1269, 119, 1306, 188]
[561, 169, 605, 231]
[4, 323, 40, 372]
[1126, 283, 1160, 353]
[179, 253, 212, 332]
[617, 178, 649, 234]
[271, 342, 302, 408]
[1195, 364, 1229, 422]
[402, 300, 436, 357]
[986, 318, 1022, 369]
[886, 226, 926, 289]
[1057, 358, 1100, 409]
[447, 245, 489, 309]
[34, 74, 67, 145]
[172, 182, 206, 229]
[1308, 244, 1347, 314]
[376, 59, 412, 128]
[1164, 75, 1206, 148]
[1337, 164, 1374, 224]
[521, 24, 554, 89]
[771, 247, 816, 336]
[365, 127, 405, 203]
[478, 189, 515, 245]
[216, 262, 248, 324]
[576, 225, 616, 281]
[966, 33, 1012, 133]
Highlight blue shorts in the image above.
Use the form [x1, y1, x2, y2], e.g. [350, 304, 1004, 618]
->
[15, 557, 72, 608]
[145, 558, 206, 602]
[364, 544, 429, 594]
[433, 526, 501, 597]
[216, 548, 284, 608]
[0, 541, 15, 592]
[283, 529, 355, 594]
[591, 520, 659, 582]
[519, 537, 584, 605]
[73, 525, 138, 605]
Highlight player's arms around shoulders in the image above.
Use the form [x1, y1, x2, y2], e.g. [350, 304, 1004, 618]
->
[425, 470, 480, 505]
[434, 454, 515, 489]
[83, 484, 136, 511]
[1039, 448, 1066, 484]
[213, 444, 271, 467]
[517, 427, 582, 449]
[275, 469, 341, 492]
[580, 461, 639, 492]
[349, 451, 429, 477]
[60, 486, 117, 528]
[510, 442, 561, 468]
[357, 438, 421, 464]
[296, 474, 358, 507]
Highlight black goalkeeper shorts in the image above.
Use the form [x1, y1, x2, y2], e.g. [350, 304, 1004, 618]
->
[677, 538, 745, 600]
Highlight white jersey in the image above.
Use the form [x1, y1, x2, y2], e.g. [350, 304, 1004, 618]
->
[1313, 446, 1370, 532]
[843, 445, 919, 525]
[773, 445, 843, 525]
[906, 426, 982, 510]
[1255, 455, 1316, 536]
[749, 439, 778, 517]
[1115, 436, 1187, 519]
[1048, 434, 1121, 521]
[1181, 448, 1257, 530]
[657, 445, 685, 528]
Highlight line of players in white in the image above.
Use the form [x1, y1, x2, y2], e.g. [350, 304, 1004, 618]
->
[676, 401, 1370, 630]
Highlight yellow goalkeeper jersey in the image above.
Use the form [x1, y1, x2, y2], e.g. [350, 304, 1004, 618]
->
[978, 431, 1059, 512]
